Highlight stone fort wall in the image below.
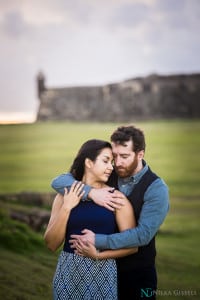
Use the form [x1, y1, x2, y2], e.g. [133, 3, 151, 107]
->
[36, 73, 200, 122]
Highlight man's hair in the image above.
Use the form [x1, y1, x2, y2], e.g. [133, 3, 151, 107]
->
[110, 125, 146, 152]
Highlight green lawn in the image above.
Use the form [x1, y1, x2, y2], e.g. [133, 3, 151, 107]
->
[0, 120, 200, 196]
[157, 198, 200, 299]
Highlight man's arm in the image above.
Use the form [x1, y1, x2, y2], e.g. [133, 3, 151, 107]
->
[51, 173, 91, 200]
[95, 178, 169, 249]
[51, 173, 123, 210]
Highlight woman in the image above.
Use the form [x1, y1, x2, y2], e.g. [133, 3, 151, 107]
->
[44, 139, 137, 299]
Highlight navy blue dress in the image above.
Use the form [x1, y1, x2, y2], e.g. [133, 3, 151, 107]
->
[53, 201, 118, 299]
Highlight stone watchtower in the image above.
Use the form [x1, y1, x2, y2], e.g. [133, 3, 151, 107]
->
[37, 71, 46, 98]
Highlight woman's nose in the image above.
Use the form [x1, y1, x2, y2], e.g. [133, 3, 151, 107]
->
[109, 162, 114, 170]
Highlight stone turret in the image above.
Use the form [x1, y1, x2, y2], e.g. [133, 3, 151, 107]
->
[37, 71, 46, 98]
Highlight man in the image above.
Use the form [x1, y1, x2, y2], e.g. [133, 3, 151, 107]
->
[51, 125, 169, 299]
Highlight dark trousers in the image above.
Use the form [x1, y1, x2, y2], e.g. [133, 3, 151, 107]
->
[117, 266, 157, 300]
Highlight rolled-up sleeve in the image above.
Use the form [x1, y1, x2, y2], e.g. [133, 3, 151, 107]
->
[51, 173, 91, 200]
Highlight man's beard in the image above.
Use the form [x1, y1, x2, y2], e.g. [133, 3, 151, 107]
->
[115, 157, 139, 178]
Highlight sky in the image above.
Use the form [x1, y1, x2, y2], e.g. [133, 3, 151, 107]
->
[0, 0, 200, 123]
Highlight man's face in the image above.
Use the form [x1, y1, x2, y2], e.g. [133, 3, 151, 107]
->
[112, 140, 144, 177]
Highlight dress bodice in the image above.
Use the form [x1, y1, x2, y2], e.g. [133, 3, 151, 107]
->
[63, 201, 117, 252]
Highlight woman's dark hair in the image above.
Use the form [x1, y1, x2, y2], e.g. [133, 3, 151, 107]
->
[69, 139, 112, 181]
[111, 125, 146, 152]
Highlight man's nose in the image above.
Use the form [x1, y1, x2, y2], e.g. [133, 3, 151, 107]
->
[115, 157, 122, 167]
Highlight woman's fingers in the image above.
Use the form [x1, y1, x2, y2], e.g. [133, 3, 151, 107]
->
[64, 187, 68, 195]
[63, 182, 85, 210]
[70, 181, 84, 196]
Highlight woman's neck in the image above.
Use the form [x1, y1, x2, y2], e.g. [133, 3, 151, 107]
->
[82, 174, 105, 189]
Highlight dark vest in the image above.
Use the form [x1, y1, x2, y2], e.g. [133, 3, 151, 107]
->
[108, 167, 159, 271]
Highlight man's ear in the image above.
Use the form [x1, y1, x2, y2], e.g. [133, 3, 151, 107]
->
[138, 150, 145, 160]
[85, 158, 94, 169]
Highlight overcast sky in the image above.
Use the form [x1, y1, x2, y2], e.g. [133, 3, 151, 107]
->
[0, 0, 200, 122]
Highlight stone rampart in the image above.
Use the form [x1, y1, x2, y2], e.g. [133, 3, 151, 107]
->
[37, 73, 200, 121]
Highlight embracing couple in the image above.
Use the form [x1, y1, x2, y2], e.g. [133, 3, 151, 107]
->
[44, 125, 169, 300]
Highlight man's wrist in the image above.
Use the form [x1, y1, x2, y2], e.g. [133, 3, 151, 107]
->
[88, 188, 96, 201]
[82, 185, 92, 201]
[95, 234, 108, 249]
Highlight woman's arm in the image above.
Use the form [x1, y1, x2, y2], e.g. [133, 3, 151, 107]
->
[99, 191, 138, 258]
[44, 182, 84, 252]
[111, 190, 138, 256]
[114, 190, 136, 231]
[74, 241, 137, 260]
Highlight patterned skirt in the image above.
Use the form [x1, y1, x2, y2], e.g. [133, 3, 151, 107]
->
[53, 251, 117, 300]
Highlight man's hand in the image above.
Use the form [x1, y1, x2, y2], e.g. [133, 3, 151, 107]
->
[89, 188, 125, 211]
[74, 240, 98, 259]
[69, 229, 95, 250]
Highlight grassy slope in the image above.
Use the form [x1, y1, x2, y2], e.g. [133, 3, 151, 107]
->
[0, 205, 57, 300]
[0, 249, 56, 300]
[0, 198, 199, 300]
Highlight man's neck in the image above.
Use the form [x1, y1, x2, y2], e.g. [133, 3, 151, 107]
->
[131, 160, 144, 176]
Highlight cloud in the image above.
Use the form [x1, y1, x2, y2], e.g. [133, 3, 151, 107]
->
[111, 2, 152, 28]
[1, 10, 28, 37]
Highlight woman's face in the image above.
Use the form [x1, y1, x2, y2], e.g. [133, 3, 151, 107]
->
[91, 147, 113, 183]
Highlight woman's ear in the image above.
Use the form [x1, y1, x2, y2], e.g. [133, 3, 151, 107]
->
[85, 158, 94, 169]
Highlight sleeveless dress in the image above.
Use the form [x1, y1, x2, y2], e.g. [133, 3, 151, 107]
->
[53, 201, 118, 300]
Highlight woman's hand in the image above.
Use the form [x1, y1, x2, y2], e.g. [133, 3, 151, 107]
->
[62, 181, 85, 211]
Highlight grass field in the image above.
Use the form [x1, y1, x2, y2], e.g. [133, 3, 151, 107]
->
[0, 120, 200, 299]
[0, 120, 200, 196]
